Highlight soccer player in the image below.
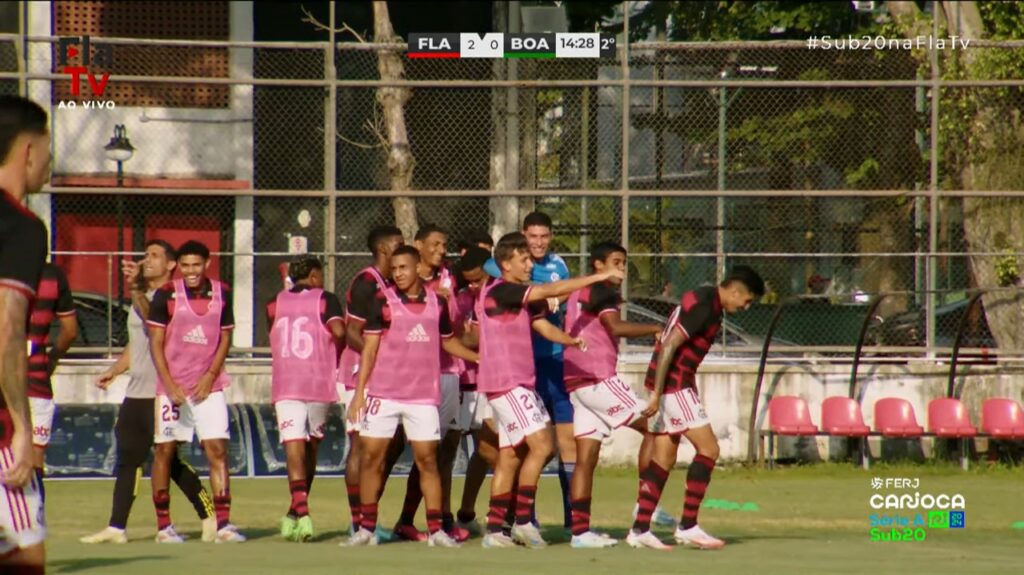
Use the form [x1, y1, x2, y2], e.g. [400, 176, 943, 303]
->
[340, 225, 422, 541]
[81, 240, 217, 544]
[347, 245, 478, 548]
[413, 224, 467, 540]
[0, 94, 51, 574]
[627, 266, 765, 550]
[148, 240, 246, 543]
[563, 242, 662, 548]
[26, 263, 78, 470]
[521, 211, 577, 530]
[267, 256, 344, 542]
[477, 232, 623, 549]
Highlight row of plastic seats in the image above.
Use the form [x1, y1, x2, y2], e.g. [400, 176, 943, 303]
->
[763, 396, 1024, 468]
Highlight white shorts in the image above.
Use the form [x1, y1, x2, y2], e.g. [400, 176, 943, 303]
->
[360, 398, 441, 442]
[488, 387, 550, 449]
[457, 390, 482, 431]
[28, 397, 55, 448]
[155, 391, 230, 444]
[0, 446, 46, 555]
[274, 400, 330, 443]
[339, 388, 365, 435]
[648, 387, 710, 436]
[570, 375, 645, 440]
[440, 374, 460, 433]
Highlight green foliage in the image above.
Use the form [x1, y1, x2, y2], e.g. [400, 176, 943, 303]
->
[995, 250, 1021, 288]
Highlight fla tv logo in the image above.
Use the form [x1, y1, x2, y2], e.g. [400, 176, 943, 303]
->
[57, 35, 116, 108]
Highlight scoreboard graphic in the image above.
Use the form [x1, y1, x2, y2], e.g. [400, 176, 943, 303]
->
[407, 33, 617, 59]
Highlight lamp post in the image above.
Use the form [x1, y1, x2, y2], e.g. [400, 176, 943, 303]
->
[104, 125, 134, 306]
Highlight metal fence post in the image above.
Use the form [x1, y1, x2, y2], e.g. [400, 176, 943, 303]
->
[325, 1, 338, 291]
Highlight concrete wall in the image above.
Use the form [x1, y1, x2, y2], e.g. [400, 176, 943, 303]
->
[53, 359, 1024, 465]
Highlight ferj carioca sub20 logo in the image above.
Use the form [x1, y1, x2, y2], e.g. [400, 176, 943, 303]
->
[868, 477, 966, 542]
[56, 35, 116, 110]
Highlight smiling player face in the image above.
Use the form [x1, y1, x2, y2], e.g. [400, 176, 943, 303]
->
[391, 252, 420, 293]
[177, 255, 209, 289]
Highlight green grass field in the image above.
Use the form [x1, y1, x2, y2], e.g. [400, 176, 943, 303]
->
[44, 463, 1021, 575]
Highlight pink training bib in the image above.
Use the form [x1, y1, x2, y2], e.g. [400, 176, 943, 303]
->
[475, 279, 535, 395]
[563, 287, 619, 391]
[160, 279, 230, 395]
[338, 266, 387, 390]
[367, 287, 443, 405]
[270, 287, 339, 403]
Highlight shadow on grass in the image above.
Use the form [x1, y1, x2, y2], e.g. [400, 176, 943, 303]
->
[50, 555, 169, 573]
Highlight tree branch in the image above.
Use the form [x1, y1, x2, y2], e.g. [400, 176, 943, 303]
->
[300, 4, 368, 43]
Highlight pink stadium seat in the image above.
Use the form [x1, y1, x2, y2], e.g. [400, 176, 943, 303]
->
[820, 397, 870, 436]
[873, 398, 924, 437]
[981, 398, 1024, 439]
[768, 396, 819, 435]
[927, 398, 977, 438]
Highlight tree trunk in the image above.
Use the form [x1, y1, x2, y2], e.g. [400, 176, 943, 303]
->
[373, 1, 418, 242]
[489, 0, 519, 241]
[890, 0, 1024, 349]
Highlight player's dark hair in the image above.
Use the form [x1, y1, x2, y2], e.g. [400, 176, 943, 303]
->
[589, 241, 626, 271]
[288, 256, 323, 282]
[721, 265, 766, 298]
[177, 240, 210, 261]
[414, 223, 447, 242]
[367, 225, 403, 256]
[0, 95, 48, 165]
[460, 246, 491, 272]
[145, 239, 176, 261]
[494, 232, 529, 263]
[458, 230, 494, 252]
[392, 244, 421, 261]
[522, 211, 553, 231]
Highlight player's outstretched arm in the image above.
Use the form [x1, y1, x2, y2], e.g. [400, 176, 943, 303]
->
[525, 269, 624, 303]
[531, 317, 585, 351]
[442, 335, 479, 363]
[600, 312, 663, 339]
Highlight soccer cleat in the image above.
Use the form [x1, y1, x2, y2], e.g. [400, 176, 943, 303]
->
[201, 517, 218, 543]
[481, 532, 517, 548]
[427, 530, 462, 548]
[155, 525, 185, 544]
[626, 529, 672, 551]
[280, 516, 298, 541]
[392, 522, 428, 542]
[215, 524, 247, 544]
[571, 531, 619, 549]
[456, 518, 482, 538]
[674, 525, 725, 550]
[447, 525, 470, 543]
[344, 527, 379, 547]
[80, 526, 128, 544]
[511, 522, 547, 549]
[374, 526, 396, 542]
[653, 507, 678, 527]
[295, 516, 315, 542]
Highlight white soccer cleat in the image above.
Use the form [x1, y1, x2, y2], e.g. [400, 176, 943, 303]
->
[201, 517, 218, 543]
[80, 526, 128, 544]
[343, 527, 379, 547]
[481, 532, 517, 549]
[511, 522, 547, 549]
[674, 525, 725, 550]
[571, 530, 619, 549]
[626, 529, 672, 550]
[215, 524, 247, 544]
[155, 525, 185, 544]
[427, 530, 462, 548]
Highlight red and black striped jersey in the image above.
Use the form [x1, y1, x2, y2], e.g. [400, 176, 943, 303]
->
[644, 285, 722, 394]
[27, 263, 75, 398]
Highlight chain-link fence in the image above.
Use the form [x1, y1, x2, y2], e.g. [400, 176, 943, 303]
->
[2, 3, 1024, 357]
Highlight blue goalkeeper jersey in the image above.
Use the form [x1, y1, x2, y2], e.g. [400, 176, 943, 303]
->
[530, 252, 570, 358]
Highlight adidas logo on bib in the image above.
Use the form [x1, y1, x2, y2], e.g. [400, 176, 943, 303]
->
[183, 325, 208, 345]
[406, 323, 430, 343]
